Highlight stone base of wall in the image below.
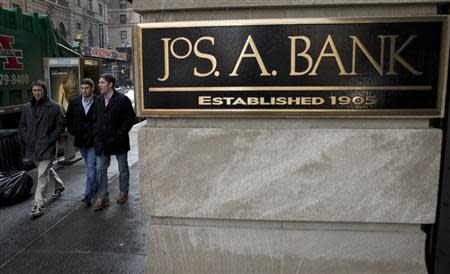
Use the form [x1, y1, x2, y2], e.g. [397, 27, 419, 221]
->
[138, 124, 440, 273]
[147, 217, 427, 274]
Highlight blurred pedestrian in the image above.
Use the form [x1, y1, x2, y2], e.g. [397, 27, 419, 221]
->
[19, 80, 65, 218]
[66, 78, 98, 207]
[92, 73, 136, 210]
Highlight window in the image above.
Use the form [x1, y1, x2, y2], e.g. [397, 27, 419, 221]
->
[121, 31, 127, 40]
[59, 22, 66, 39]
[88, 0, 92, 11]
[120, 14, 126, 24]
[12, 4, 20, 9]
[120, 0, 126, 9]
[99, 24, 104, 48]
[99, 4, 103, 15]
[77, 23, 81, 30]
[88, 29, 94, 47]
[77, 0, 80, 6]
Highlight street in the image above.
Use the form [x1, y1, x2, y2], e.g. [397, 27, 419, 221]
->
[0, 121, 147, 274]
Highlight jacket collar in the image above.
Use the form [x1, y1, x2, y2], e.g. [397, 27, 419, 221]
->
[31, 97, 51, 127]
[104, 90, 118, 111]
[84, 94, 97, 115]
[31, 96, 50, 106]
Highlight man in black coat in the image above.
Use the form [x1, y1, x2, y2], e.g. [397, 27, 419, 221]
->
[66, 78, 98, 207]
[19, 80, 65, 217]
[92, 73, 136, 210]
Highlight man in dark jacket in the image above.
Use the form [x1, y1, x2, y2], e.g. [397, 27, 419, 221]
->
[19, 80, 65, 217]
[92, 73, 136, 210]
[66, 78, 97, 207]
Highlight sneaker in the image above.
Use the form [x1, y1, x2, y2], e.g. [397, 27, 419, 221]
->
[29, 204, 45, 218]
[51, 186, 65, 199]
[93, 198, 109, 211]
[29, 203, 37, 215]
[116, 192, 128, 204]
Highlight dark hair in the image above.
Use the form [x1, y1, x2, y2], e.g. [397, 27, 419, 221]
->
[100, 73, 116, 88]
[31, 80, 48, 95]
[81, 78, 94, 88]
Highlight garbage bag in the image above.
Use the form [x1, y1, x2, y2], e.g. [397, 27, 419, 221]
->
[0, 171, 33, 206]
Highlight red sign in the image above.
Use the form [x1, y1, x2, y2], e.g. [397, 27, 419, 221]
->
[0, 35, 24, 70]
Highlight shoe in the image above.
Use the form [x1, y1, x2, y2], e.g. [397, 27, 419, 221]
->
[93, 198, 109, 211]
[29, 203, 45, 218]
[51, 186, 65, 199]
[29, 203, 37, 215]
[81, 195, 93, 207]
[116, 192, 128, 204]
[92, 184, 98, 194]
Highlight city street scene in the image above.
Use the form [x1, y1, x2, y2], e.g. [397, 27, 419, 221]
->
[1, 1, 450, 274]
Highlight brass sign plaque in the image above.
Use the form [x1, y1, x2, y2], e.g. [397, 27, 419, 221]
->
[134, 17, 449, 117]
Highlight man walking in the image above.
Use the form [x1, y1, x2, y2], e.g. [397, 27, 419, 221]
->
[93, 73, 136, 210]
[19, 80, 65, 217]
[66, 78, 97, 207]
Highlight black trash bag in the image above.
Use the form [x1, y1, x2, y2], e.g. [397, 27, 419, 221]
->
[0, 171, 33, 206]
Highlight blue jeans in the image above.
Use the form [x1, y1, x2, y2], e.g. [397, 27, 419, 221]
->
[79, 147, 97, 201]
[96, 152, 129, 199]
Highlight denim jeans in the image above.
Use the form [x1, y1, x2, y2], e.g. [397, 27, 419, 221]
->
[79, 147, 97, 201]
[96, 152, 129, 199]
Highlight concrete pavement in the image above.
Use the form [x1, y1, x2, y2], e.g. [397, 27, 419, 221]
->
[0, 121, 147, 274]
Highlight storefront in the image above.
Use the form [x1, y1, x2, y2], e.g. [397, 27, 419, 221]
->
[133, 1, 450, 273]
[80, 46, 128, 87]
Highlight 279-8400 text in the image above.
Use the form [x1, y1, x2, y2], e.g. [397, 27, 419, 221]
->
[0, 73, 29, 86]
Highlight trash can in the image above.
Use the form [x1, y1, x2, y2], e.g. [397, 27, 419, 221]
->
[0, 130, 25, 172]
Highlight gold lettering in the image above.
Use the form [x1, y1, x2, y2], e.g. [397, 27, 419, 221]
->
[198, 96, 211, 105]
[310, 34, 350, 76]
[259, 97, 270, 105]
[288, 97, 301, 105]
[229, 35, 270, 77]
[289, 36, 313, 76]
[232, 97, 247, 105]
[248, 97, 259, 105]
[222, 97, 234, 105]
[350, 35, 386, 75]
[276, 97, 287, 105]
[169, 37, 192, 59]
[384, 35, 422, 75]
[194, 37, 217, 77]
[212, 97, 223, 105]
[312, 97, 325, 105]
[157, 38, 171, 81]
[302, 97, 312, 105]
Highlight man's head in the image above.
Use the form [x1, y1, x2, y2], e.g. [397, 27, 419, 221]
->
[80, 78, 95, 98]
[98, 73, 116, 95]
[31, 80, 47, 102]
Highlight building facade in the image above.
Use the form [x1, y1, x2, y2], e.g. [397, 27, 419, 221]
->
[106, 0, 141, 50]
[0, 0, 108, 48]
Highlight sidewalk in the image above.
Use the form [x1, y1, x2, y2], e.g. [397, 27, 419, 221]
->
[0, 121, 147, 274]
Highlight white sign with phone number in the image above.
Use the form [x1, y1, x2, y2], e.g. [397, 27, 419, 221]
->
[0, 73, 29, 86]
